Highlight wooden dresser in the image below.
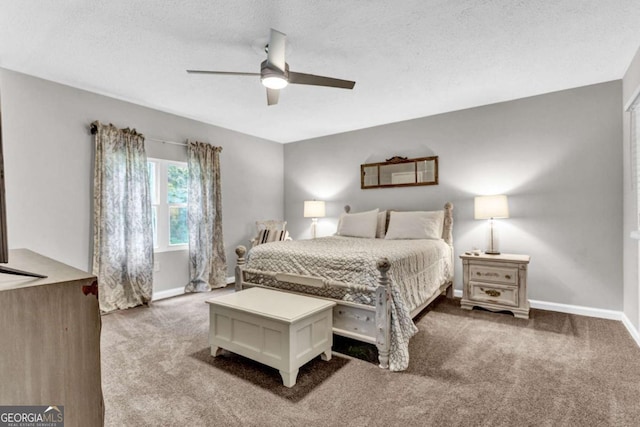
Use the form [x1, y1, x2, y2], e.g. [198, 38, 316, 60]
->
[460, 253, 530, 319]
[0, 249, 103, 427]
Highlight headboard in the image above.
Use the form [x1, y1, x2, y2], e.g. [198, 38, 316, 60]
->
[342, 202, 454, 246]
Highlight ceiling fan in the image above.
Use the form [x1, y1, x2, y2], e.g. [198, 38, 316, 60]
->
[187, 29, 356, 106]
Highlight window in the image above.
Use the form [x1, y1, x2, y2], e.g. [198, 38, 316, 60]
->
[148, 158, 188, 251]
[167, 164, 188, 245]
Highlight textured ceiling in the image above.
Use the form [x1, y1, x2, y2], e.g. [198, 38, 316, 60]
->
[1, 1, 639, 143]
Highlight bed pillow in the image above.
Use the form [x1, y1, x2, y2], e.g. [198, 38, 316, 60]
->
[384, 210, 444, 240]
[255, 228, 289, 245]
[337, 208, 379, 238]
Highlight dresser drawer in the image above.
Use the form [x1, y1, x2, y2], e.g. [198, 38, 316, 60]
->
[469, 281, 518, 307]
[469, 265, 517, 285]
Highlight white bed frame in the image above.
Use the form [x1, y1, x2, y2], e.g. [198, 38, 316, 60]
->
[234, 202, 454, 370]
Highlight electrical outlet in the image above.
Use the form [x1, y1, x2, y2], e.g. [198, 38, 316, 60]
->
[153, 261, 160, 272]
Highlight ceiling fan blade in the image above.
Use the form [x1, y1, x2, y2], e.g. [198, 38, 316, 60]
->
[267, 29, 286, 72]
[186, 70, 260, 76]
[266, 88, 280, 106]
[288, 72, 355, 89]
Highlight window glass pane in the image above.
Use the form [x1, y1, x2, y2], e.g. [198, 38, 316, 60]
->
[169, 206, 188, 245]
[167, 164, 188, 204]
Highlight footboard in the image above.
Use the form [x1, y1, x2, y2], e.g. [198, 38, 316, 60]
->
[234, 245, 393, 369]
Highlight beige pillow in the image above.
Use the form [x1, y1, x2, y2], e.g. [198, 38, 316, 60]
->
[385, 210, 444, 240]
[337, 209, 379, 238]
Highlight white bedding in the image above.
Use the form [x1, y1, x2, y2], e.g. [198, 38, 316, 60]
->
[244, 235, 453, 371]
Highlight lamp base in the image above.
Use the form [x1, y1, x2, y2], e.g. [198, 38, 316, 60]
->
[484, 250, 501, 255]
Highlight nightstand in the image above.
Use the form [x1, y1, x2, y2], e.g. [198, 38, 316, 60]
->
[460, 253, 530, 319]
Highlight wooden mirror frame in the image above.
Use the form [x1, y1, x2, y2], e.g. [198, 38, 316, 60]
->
[360, 155, 438, 189]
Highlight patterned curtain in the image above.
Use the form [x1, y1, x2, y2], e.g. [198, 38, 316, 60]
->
[185, 141, 227, 292]
[92, 121, 154, 312]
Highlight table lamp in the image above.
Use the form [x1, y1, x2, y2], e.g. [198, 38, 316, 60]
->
[474, 195, 509, 255]
[303, 200, 325, 239]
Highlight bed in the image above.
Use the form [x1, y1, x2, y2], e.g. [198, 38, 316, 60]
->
[234, 202, 454, 371]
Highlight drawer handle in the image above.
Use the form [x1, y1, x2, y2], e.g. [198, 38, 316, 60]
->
[82, 280, 99, 299]
[505, 275, 511, 280]
[477, 272, 499, 277]
[484, 289, 501, 298]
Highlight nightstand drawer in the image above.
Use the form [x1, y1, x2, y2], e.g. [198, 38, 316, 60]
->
[469, 282, 518, 307]
[469, 265, 517, 285]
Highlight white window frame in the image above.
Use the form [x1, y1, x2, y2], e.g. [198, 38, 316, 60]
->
[166, 161, 189, 249]
[148, 157, 189, 252]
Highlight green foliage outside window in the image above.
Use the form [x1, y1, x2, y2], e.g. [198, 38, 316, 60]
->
[168, 165, 188, 204]
[147, 160, 189, 248]
[169, 207, 188, 245]
[168, 164, 188, 246]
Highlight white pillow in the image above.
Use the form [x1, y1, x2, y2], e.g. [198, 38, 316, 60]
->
[337, 208, 379, 238]
[384, 210, 444, 240]
[376, 210, 387, 238]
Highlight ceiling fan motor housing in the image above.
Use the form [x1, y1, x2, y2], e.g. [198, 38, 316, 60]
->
[261, 60, 289, 81]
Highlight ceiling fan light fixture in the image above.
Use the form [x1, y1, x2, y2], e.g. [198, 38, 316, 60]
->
[187, 30, 355, 106]
[261, 76, 288, 89]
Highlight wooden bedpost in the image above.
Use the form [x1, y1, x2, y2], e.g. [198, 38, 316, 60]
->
[375, 257, 392, 369]
[235, 245, 246, 291]
[443, 202, 453, 246]
[443, 202, 455, 298]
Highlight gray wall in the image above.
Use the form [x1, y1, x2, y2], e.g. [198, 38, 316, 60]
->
[1, 67, 626, 311]
[284, 81, 623, 310]
[623, 45, 640, 330]
[0, 69, 283, 293]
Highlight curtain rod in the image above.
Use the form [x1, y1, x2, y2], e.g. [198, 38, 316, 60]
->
[146, 136, 187, 147]
[89, 123, 187, 147]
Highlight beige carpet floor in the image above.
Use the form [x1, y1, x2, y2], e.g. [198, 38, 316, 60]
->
[101, 288, 640, 426]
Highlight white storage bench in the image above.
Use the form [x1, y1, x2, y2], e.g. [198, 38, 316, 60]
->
[206, 287, 336, 387]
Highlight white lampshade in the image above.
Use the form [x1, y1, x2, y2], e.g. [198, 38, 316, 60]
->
[474, 195, 509, 220]
[303, 200, 326, 218]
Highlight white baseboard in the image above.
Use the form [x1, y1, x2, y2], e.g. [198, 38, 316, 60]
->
[453, 288, 640, 348]
[622, 313, 640, 347]
[453, 289, 640, 347]
[152, 287, 185, 301]
[453, 289, 621, 320]
[153, 276, 235, 301]
[528, 299, 622, 320]
[152, 284, 640, 348]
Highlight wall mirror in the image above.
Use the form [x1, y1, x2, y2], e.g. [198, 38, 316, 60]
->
[361, 156, 438, 189]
